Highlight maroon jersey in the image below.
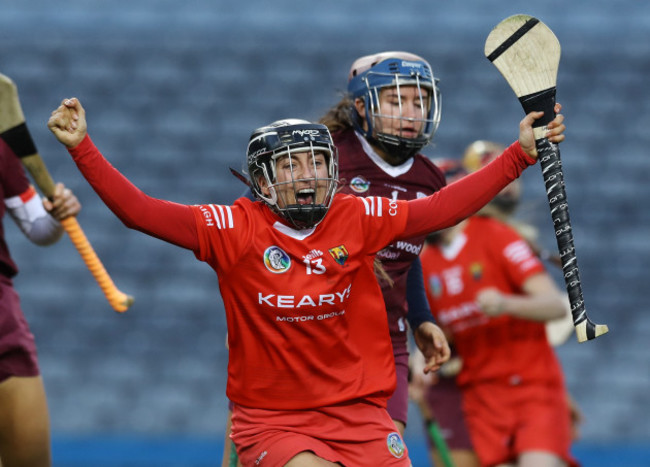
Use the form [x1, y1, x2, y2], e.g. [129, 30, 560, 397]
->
[335, 128, 446, 348]
[0, 140, 40, 381]
[0, 139, 31, 278]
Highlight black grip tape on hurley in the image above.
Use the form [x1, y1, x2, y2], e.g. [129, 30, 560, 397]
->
[519, 87, 556, 128]
[0, 123, 37, 158]
[536, 137, 587, 325]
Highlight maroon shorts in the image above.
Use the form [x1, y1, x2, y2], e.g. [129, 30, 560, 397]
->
[230, 400, 411, 466]
[0, 276, 39, 382]
[424, 376, 473, 450]
[386, 348, 409, 425]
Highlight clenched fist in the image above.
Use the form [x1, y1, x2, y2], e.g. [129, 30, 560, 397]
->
[48, 98, 88, 149]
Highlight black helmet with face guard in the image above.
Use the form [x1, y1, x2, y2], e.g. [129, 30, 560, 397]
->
[246, 119, 339, 229]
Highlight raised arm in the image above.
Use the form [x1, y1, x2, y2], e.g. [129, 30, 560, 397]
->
[404, 105, 565, 237]
[48, 98, 199, 250]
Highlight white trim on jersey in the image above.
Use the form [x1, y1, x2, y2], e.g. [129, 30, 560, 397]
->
[440, 231, 468, 261]
[361, 196, 383, 217]
[503, 240, 534, 264]
[209, 204, 234, 229]
[273, 221, 316, 240]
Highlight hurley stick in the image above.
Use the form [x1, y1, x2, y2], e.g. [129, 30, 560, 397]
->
[0, 73, 133, 312]
[485, 15, 608, 342]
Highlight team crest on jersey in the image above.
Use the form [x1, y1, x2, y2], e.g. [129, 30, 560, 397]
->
[386, 432, 405, 458]
[469, 262, 483, 281]
[328, 245, 349, 266]
[428, 274, 443, 298]
[349, 176, 370, 193]
[263, 246, 291, 273]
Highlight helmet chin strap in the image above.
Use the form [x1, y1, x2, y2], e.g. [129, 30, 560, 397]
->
[367, 134, 421, 165]
[283, 204, 328, 230]
[353, 104, 427, 165]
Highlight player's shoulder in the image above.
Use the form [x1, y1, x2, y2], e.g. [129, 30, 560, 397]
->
[331, 192, 360, 209]
[332, 192, 381, 211]
[471, 215, 515, 233]
[333, 191, 392, 204]
[410, 153, 446, 186]
[331, 127, 357, 147]
[470, 216, 526, 246]
[414, 153, 445, 175]
[192, 197, 263, 230]
[332, 192, 404, 220]
[334, 129, 365, 170]
[318, 193, 358, 227]
[412, 152, 439, 169]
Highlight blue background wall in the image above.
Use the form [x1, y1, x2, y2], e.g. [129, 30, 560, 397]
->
[1, 1, 649, 465]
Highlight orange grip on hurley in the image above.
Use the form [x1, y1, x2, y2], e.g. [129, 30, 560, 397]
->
[60, 217, 134, 312]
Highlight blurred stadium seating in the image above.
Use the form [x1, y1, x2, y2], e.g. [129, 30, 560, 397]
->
[1, 0, 648, 465]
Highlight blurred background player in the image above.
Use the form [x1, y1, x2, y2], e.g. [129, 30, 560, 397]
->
[460, 140, 574, 343]
[409, 159, 480, 467]
[413, 143, 580, 467]
[319, 51, 450, 436]
[0, 121, 81, 466]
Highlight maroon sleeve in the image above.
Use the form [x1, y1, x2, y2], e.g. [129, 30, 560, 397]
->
[403, 141, 535, 237]
[0, 140, 31, 198]
[68, 135, 199, 250]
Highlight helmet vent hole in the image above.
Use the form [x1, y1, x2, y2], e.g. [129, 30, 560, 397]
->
[387, 61, 400, 73]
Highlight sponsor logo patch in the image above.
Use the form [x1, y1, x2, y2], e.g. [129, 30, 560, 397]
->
[349, 176, 370, 193]
[328, 245, 349, 266]
[428, 274, 443, 298]
[469, 262, 483, 281]
[255, 450, 267, 465]
[263, 246, 291, 273]
[386, 432, 405, 458]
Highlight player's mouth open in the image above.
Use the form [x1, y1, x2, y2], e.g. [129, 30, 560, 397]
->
[296, 188, 315, 205]
[399, 128, 419, 138]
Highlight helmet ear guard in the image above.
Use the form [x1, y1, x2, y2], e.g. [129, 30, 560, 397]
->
[245, 119, 339, 230]
[347, 52, 442, 162]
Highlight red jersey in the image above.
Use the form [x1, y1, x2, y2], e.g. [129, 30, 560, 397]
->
[420, 216, 564, 387]
[191, 195, 408, 409]
[335, 129, 445, 347]
[0, 139, 31, 277]
[68, 135, 534, 412]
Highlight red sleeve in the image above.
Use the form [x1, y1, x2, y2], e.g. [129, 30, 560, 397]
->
[403, 141, 535, 237]
[190, 201, 252, 273]
[355, 196, 409, 254]
[490, 223, 546, 289]
[68, 135, 199, 250]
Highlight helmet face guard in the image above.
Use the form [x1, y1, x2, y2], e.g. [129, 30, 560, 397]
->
[348, 56, 441, 162]
[246, 120, 339, 230]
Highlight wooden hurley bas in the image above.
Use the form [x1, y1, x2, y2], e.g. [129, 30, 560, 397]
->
[484, 15, 608, 342]
[0, 72, 134, 313]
